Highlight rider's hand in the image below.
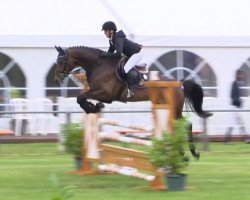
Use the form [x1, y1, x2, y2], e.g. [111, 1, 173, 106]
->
[122, 54, 127, 59]
[100, 52, 107, 58]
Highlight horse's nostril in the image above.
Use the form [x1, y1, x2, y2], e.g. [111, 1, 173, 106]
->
[55, 80, 61, 85]
[54, 76, 61, 85]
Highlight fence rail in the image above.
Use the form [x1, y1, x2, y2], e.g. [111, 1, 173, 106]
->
[1, 109, 250, 114]
[1, 109, 249, 150]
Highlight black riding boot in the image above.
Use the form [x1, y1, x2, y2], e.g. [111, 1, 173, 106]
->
[125, 74, 134, 98]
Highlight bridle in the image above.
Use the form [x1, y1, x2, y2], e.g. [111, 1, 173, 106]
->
[56, 54, 69, 79]
[56, 52, 81, 80]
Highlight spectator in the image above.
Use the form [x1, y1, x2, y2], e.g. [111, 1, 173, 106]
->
[225, 69, 247, 144]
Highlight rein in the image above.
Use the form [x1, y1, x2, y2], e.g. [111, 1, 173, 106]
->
[57, 51, 82, 79]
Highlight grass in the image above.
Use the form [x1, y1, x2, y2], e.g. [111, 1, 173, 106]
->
[0, 142, 250, 200]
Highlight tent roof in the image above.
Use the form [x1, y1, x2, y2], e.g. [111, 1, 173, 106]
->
[1, 0, 250, 37]
[1, 35, 250, 48]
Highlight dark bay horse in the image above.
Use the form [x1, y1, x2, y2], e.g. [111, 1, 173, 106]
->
[54, 45, 212, 158]
[54, 46, 211, 117]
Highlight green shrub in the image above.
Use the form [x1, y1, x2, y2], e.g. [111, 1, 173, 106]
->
[62, 123, 83, 158]
[149, 117, 189, 174]
[49, 174, 76, 200]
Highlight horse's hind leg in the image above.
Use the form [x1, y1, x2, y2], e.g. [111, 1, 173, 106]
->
[176, 87, 185, 118]
[188, 123, 200, 159]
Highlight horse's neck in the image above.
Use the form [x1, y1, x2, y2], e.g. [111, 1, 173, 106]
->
[83, 59, 119, 84]
[70, 49, 98, 70]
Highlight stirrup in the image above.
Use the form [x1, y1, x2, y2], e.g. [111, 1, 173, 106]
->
[127, 89, 134, 98]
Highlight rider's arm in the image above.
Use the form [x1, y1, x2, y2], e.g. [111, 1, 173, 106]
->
[108, 43, 115, 53]
[113, 37, 124, 57]
[100, 37, 124, 59]
[100, 51, 121, 58]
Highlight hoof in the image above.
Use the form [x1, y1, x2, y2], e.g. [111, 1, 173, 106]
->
[79, 104, 91, 114]
[79, 101, 104, 114]
[194, 151, 200, 160]
[78, 102, 94, 114]
[96, 102, 105, 109]
[202, 112, 213, 118]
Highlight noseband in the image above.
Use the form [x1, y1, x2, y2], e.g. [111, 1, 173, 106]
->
[57, 52, 81, 79]
[57, 51, 70, 79]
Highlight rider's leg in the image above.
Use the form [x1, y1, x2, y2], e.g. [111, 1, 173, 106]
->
[124, 49, 144, 73]
[124, 50, 144, 97]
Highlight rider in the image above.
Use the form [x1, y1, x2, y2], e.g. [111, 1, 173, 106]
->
[101, 21, 144, 97]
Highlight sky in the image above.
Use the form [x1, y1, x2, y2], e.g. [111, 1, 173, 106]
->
[1, 0, 250, 36]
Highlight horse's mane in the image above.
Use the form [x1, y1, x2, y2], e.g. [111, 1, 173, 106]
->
[69, 46, 103, 55]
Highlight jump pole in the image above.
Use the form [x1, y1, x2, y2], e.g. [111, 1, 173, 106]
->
[144, 81, 182, 136]
[75, 76, 182, 189]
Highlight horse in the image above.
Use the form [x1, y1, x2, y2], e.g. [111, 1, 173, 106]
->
[54, 45, 212, 159]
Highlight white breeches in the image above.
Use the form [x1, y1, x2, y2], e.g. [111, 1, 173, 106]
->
[124, 49, 144, 73]
[229, 106, 245, 127]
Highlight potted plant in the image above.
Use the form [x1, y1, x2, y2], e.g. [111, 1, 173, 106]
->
[62, 123, 84, 169]
[149, 117, 190, 191]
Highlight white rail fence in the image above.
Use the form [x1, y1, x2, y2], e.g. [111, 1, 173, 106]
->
[0, 97, 250, 137]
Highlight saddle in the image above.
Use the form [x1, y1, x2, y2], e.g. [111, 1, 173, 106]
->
[116, 57, 148, 88]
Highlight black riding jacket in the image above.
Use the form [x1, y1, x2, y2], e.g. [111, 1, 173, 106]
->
[231, 80, 242, 108]
[103, 30, 142, 58]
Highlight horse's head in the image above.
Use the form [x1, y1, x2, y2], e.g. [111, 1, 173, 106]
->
[54, 46, 74, 84]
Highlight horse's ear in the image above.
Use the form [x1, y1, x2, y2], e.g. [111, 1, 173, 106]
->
[55, 45, 59, 52]
[55, 45, 65, 55]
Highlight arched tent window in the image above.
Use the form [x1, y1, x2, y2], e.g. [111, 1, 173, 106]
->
[45, 64, 84, 100]
[149, 50, 217, 97]
[0, 52, 26, 106]
[238, 58, 250, 96]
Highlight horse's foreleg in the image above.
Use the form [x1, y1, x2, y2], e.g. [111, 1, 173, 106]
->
[77, 95, 95, 114]
[77, 91, 107, 114]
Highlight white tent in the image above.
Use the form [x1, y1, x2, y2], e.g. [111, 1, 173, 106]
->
[1, 0, 250, 37]
[1, 0, 250, 48]
[1, 0, 250, 95]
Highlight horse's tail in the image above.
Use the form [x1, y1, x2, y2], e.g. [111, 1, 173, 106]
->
[182, 80, 212, 118]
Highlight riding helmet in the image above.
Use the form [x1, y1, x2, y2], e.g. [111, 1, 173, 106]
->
[101, 21, 117, 31]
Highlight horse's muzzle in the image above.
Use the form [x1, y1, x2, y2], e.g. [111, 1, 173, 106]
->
[54, 74, 63, 85]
